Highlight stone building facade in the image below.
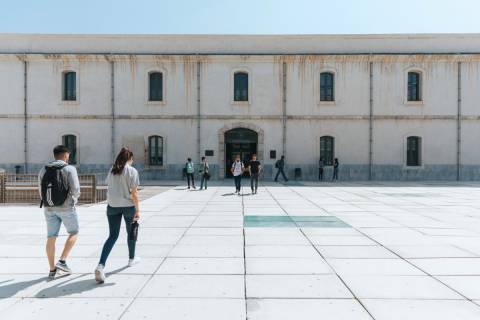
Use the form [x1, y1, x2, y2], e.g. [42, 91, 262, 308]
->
[1, 34, 480, 180]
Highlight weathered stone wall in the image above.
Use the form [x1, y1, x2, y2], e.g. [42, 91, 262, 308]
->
[1, 35, 480, 181]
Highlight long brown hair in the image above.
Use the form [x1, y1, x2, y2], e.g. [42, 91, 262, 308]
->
[111, 147, 134, 175]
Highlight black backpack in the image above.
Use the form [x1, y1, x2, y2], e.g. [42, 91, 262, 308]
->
[275, 160, 280, 169]
[40, 165, 70, 208]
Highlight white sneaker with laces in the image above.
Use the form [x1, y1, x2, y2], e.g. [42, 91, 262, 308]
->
[128, 257, 141, 267]
[95, 264, 106, 284]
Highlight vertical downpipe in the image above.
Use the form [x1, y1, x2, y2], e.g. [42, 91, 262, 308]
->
[110, 58, 115, 162]
[197, 59, 201, 163]
[457, 61, 462, 181]
[282, 61, 287, 158]
[23, 58, 28, 173]
[369, 60, 374, 180]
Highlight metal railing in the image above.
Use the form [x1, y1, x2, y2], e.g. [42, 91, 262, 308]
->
[0, 173, 106, 205]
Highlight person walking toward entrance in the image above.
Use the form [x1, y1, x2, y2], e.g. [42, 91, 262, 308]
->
[38, 145, 81, 280]
[332, 158, 339, 181]
[274, 155, 288, 182]
[231, 155, 244, 194]
[185, 158, 196, 189]
[199, 156, 210, 190]
[318, 157, 324, 181]
[95, 148, 140, 284]
[248, 154, 261, 194]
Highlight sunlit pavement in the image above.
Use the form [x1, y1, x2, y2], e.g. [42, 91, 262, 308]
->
[2, 181, 480, 319]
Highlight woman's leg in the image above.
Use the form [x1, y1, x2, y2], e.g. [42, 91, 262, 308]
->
[123, 207, 136, 260]
[99, 207, 122, 266]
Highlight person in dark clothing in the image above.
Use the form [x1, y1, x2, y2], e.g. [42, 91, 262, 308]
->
[248, 154, 262, 194]
[332, 158, 339, 181]
[274, 155, 288, 182]
[185, 158, 196, 189]
[318, 157, 324, 181]
[199, 157, 209, 190]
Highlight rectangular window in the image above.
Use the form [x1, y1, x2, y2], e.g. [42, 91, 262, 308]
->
[270, 150, 277, 159]
[205, 150, 214, 157]
[234, 72, 248, 102]
[320, 136, 334, 166]
[63, 72, 76, 101]
[149, 136, 163, 166]
[407, 136, 421, 166]
[407, 72, 421, 101]
[149, 72, 163, 101]
[62, 135, 77, 165]
[320, 73, 334, 102]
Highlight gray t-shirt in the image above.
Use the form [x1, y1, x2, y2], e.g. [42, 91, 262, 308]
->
[106, 164, 140, 208]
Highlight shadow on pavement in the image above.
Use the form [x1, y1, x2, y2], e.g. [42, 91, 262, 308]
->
[0, 277, 48, 298]
[34, 266, 128, 298]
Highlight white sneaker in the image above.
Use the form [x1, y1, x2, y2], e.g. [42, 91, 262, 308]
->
[95, 264, 106, 284]
[128, 257, 141, 267]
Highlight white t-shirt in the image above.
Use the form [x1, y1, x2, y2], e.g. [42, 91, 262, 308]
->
[231, 161, 244, 176]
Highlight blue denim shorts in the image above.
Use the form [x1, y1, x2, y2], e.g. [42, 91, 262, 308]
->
[44, 209, 79, 238]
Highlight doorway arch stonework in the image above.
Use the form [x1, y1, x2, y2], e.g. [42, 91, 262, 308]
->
[218, 122, 264, 179]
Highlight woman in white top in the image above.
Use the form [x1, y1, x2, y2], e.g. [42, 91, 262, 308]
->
[231, 154, 244, 194]
[95, 147, 140, 283]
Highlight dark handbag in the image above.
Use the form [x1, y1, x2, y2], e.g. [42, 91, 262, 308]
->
[205, 172, 211, 180]
[129, 221, 139, 241]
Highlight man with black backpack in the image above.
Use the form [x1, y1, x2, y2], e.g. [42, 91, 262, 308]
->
[38, 145, 81, 280]
[274, 155, 288, 182]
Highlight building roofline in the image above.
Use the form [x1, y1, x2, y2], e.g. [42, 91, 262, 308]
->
[2, 33, 480, 55]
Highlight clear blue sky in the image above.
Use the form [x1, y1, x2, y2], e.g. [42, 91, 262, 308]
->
[1, 0, 479, 34]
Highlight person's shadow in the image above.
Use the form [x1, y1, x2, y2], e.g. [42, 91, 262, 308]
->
[34, 266, 128, 298]
[0, 277, 48, 298]
[0, 266, 128, 299]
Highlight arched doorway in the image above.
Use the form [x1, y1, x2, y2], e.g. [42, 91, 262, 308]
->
[225, 128, 258, 178]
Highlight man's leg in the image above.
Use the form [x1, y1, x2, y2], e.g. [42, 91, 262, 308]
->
[59, 210, 79, 262]
[60, 234, 78, 262]
[192, 174, 196, 188]
[46, 237, 57, 271]
[274, 169, 280, 181]
[187, 174, 191, 188]
[255, 174, 259, 192]
[44, 212, 61, 271]
[281, 169, 288, 181]
[250, 175, 254, 192]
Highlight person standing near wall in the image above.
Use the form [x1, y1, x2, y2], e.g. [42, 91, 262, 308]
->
[185, 158, 196, 189]
[274, 155, 288, 182]
[248, 154, 261, 194]
[95, 148, 140, 284]
[332, 158, 339, 182]
[38, 145, 81, 280]
[231, 154, 244, 194]
[318, 157, 324, 181]
[199, 156, 210, 190]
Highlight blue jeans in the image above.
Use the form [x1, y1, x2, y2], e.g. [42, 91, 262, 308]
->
[234, 175, 242, 192]
[200, 174, 208, 189]
[99, 206, 136, 266]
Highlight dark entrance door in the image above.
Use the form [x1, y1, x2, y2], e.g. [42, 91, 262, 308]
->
[225, 128, 258, 178]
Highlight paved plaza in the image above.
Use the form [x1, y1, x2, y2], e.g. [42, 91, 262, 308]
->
[2, 181, 480, 319]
